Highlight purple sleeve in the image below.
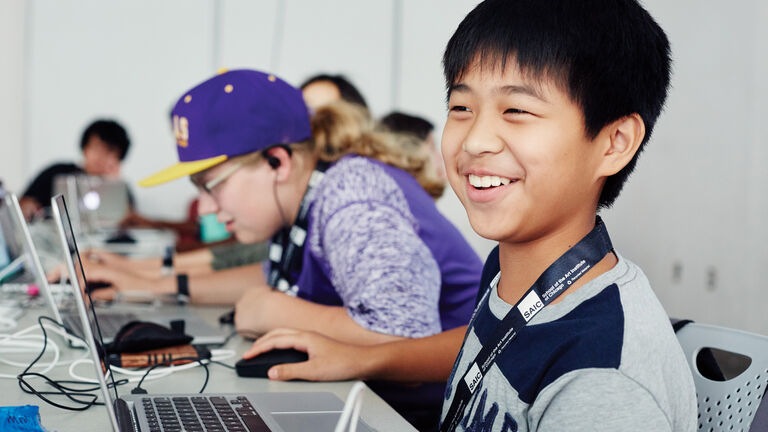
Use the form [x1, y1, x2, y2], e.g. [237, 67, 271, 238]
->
[321, 201, 442, 337]
[309, 157, 442, 337]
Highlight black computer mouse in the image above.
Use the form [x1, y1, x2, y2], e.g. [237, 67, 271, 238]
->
[105, 231, 137, 244]
[235, 349, 309, 378]
[86, 280, 113, 292]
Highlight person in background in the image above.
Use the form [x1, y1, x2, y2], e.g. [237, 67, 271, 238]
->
[88, 241, 268, 279]
[20, 119, 131, 220]
[118, 198, 202, 251]
[85, 70, 481, 429]
[299, 73, 368, 110]
[380, 112, 446, 198]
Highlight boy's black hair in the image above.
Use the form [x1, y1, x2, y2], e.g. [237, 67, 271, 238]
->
[300, 74, 368, 109]
[443, 0, 671, 208]
[380, 112, 434, 141]
[80, 119, 131, 160]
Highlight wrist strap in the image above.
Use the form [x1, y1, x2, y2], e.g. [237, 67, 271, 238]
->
[176, 273, 189, 305]
[162, 248, 174, 268]
[162, 247, 174, 276]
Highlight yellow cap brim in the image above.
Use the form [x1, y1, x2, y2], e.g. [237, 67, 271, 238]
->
[138, 155, 228, 187]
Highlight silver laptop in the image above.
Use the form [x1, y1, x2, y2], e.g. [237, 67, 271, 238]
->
[0, 190, 36, 284]
[50, 194, 228, 345]
[53, 174, 130, 234]
[3, 193, 66, 326]
[59, 194, 373, 432]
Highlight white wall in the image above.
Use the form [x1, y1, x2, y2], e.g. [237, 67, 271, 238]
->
[604, 0, 768, 334]
[396, 1, 495, 258]
[0, 0, 26, 194]
[4, 0, 768, 333]
[24, 0, 217, 220]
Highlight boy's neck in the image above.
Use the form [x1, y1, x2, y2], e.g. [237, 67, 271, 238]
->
[497, 214, 617, 306]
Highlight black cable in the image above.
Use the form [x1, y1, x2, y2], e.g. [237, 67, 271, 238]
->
[273, 171, 290, 228]
[219, 330, 238, 346]
[16, 316, 229, 404]
[16, 316, 122, 411]
[208, 359, 236, 370]
[132, 356, 210, 395]
[131, 356, 238, 395]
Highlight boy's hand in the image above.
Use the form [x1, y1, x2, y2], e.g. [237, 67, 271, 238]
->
[243, 328, 369, 381]
[85, 249, 128, 267]
[46, 262, 68, 283]
[83, 260, 169, 301]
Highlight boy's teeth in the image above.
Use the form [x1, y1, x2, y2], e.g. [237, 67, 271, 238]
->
[468, 174, 512, 188]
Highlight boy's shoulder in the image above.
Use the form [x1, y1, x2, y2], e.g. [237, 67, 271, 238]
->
[310, 155, 413, 224]
[447, 254, 697, 431]
[479, 254, 689, 380]
[528, 256, 696, 430]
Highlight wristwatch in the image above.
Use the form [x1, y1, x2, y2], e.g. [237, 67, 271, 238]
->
[176, 273, 189, 305]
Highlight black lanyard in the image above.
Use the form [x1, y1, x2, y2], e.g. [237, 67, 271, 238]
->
[267, 161, 329, 296]
[440, 217, 613, 432]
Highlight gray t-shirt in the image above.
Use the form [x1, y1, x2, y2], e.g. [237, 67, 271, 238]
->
[441, 253, 697, 431]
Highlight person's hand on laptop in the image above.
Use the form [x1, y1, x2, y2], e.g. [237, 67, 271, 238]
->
[85, 249, 130, 267]
[85, 249, 159, 277]
[45, 262, 68, 283]
[82, 258, 166, 301]
[119, 210, 156, 229]
[243, 328, 371, 381]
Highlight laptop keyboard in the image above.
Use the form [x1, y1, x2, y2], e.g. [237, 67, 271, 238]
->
[97, 312, 138, 335]
[141, 396, 271, 432]
[64, 311, 138, 337]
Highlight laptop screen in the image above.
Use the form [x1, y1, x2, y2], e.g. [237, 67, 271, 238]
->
[0, 196, 24, 282]
[3, 194, 63, 326]
[0, 220, 11, 270]
[51, 194, 122, 414]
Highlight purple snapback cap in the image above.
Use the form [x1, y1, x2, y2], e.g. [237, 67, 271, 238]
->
[139, 69, 311, 187]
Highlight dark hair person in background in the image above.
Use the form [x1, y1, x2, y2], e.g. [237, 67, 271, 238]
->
[381, 112, 446, 198]
[20, 119, 131, 220]
[300, 73, 368, 110]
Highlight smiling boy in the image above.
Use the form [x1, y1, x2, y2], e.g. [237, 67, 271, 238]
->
[245, 0, 697, 430]
[437, 0, 696, 430]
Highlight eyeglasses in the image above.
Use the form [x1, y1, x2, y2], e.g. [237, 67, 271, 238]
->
[190, 161, 244, 199]
[201, 161, 243, 194]
[191, 153, 262, 197]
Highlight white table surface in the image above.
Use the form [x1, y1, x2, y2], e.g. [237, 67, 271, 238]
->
[0, 302, 417, 432]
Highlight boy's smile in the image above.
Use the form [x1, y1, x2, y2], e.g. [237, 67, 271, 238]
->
[441, 61, 607, 245]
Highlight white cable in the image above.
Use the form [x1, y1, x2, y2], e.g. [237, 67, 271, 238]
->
[209, 349, 235, 361]
[0, 335, 59, 378]
[335, 381, 366, 432]
[0, 321, 89, 379]
[68, 348, 237, 384]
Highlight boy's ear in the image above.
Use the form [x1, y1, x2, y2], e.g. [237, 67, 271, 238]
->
[264, 146, 293, 182]
[597, 113, 646, 177]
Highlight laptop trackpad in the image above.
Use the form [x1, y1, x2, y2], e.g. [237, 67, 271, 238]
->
[249, 392, 342, 412]
[271, 412, 373, 432]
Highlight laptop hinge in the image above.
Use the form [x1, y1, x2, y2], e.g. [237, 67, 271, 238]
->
[113, 398, 137, 432]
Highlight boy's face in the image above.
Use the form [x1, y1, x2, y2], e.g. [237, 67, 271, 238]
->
[442, 61, 606, 244]
[194, 159, 284, 244]
[82, 136, 122, 178]
[302, 80, 341, 109]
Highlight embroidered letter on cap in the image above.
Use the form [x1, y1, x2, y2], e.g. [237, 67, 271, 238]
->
[517, 290, 543, 322]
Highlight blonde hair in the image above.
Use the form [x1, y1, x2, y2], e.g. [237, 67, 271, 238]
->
[235, 101, 445, 198]
[307, 101, 445, 198]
